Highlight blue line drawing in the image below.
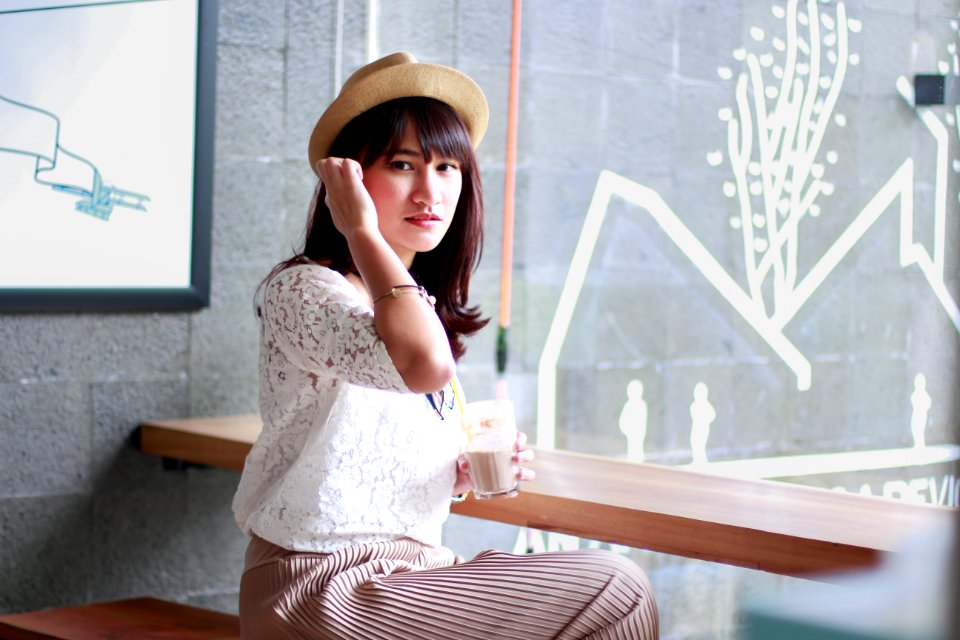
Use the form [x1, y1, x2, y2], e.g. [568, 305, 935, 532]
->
[0, 93, 149, 220]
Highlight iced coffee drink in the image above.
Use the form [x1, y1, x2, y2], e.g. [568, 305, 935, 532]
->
[461, 399, 519, 499]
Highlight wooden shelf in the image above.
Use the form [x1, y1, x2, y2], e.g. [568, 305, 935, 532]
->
[0, 598, 239, 639]
[139, 414, 957, 577]
[140, 414, 261, 473]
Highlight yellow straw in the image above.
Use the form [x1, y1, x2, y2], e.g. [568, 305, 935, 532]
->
[450, 374, 467, 417]
[450, 374, 471, 443]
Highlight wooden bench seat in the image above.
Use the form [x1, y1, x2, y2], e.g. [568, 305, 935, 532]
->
[0, 597, 240, 639]
[139, 414, 957, 578]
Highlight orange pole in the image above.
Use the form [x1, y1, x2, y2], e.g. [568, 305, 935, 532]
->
[496, 0, 522, 385]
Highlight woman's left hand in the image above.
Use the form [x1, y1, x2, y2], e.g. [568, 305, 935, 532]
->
[452, 431, 535, 497]
[452, 455, 473, 496]
[513, 431, 536, 481]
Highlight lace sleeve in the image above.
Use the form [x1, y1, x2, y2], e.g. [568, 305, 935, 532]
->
[262, 264, 409, 392]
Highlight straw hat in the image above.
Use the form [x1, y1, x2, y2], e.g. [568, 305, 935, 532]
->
[308, 52, 489, 174]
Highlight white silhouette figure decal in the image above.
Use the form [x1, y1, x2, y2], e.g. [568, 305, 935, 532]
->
[910, 373, 931, 449]
[689, 383, 716, 465]
[618, 379, 648, 462]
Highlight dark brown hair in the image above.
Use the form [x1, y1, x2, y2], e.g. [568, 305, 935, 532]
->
[261, 97, 488, 360]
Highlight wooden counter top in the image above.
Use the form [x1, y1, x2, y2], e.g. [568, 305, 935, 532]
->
[139, 414, 956, 577]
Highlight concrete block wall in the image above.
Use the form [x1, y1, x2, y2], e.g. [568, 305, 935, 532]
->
[2, 1, 957, 638]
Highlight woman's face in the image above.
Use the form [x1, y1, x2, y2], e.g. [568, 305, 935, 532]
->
[362, 123, 463, 268]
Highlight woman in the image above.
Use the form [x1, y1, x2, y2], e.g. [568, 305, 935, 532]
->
[233, 52, 658, 639]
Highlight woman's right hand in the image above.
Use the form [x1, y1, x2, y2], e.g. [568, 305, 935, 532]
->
[315, 157, 378, 240]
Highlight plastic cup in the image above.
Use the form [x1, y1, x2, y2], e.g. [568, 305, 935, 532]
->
[461, 399, 520, 499]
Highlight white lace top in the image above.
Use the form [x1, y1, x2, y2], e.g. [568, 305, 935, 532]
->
[232, 263, 462, 553]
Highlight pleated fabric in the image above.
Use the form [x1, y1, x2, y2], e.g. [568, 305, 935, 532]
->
[239, 535, 658, 640]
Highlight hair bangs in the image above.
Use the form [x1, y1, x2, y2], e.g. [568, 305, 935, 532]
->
[349, 98, 474, 170]
[407, 100, 474, 167]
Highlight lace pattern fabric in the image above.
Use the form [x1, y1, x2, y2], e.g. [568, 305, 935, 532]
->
[232, 264, 462, 553]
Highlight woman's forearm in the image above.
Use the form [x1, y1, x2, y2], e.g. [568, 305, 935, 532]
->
[347, 228, 455, 393]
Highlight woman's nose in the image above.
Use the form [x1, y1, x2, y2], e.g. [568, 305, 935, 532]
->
[413, 170, 441, 206]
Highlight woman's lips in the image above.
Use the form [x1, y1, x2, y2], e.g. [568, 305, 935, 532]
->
[405, 213, 442, 227]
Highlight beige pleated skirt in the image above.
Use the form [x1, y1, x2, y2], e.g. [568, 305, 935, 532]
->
[239, 535, 658, 639]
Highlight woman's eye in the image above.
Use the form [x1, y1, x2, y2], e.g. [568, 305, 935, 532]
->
[389, 160, 412, 170]
[438, 162, 460, 172]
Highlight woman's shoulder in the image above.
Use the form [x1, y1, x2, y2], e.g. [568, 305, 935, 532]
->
[274, 261, 342, 282]
[265, 261, 358, 303]
[264, 260, 344, 289]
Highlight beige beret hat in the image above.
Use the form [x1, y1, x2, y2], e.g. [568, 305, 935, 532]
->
[308, 52, 489, 175]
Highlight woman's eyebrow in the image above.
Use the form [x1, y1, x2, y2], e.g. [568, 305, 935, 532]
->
[388, 147, 422, 158]
[387, 147, 448, 163]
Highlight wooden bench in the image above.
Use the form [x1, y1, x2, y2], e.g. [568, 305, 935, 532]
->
[139, 414, 957, 578]
[0, 597, 239, 639]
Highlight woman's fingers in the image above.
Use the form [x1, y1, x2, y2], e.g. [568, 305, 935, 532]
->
[512, 431, 535, 481]
[512, 431, 534, 463]
[452, 454, 474, 496]
[315, 157, 377, 236]
[514, 449, 534, 464]
[515, 430, 527, 449]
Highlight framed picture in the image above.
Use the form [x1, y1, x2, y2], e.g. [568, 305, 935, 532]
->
[0, 0, 217, 312]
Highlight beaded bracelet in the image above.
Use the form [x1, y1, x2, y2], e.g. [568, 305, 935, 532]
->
[372, 284, 436, 307]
